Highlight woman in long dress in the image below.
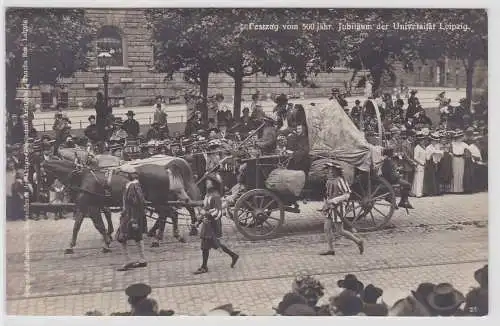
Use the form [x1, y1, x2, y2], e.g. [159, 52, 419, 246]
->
[450, 131, 467, 193]
[423, 134, 442, 196]
[411, 135, 426, 197]
[437, 136, 453, 194]
[468, 136, 486, 192]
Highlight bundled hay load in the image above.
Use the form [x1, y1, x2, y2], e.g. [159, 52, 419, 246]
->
[265, 169, 306, 197]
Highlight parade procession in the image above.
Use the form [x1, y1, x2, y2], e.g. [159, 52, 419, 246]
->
[4, 8, 488, 317]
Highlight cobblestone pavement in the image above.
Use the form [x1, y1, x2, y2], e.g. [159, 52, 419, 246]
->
[6, 193, 488, 315]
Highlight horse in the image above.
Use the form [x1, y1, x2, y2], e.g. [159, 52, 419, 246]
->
[42, 157, 200, 254]
[56, 147, 114, 236]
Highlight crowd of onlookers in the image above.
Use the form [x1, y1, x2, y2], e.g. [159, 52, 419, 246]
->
[5, 88, 488, 221]
[334, 88, 488, 198]
[85, 264, 488, 316]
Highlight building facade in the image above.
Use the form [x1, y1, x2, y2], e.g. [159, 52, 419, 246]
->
[19, 9, 487, 111]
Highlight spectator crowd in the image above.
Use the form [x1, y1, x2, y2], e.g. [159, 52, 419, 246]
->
[85, 264, 488, 316]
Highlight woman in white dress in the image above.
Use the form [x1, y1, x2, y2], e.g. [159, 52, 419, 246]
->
[411, 134, 427, 197]
[451, 130, 467, 193]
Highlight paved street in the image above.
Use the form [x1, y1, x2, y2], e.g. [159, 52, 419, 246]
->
[6, 193, 488, 315]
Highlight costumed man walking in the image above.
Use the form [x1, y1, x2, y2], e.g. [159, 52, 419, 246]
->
[194, 178, 239, 275]
[116, 170, 148, 271]
[319, 161, 364, 256]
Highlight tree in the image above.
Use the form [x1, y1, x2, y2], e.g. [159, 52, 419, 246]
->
[336, 9, 423, 94]
[146, 9, 222, 121]
[5, 9, 95, 114]
[413, 9, 487, 109]
[147, 8, 323, 120]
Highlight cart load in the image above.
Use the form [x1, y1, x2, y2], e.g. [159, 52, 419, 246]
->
[305, 100, 383, 172]
[265, 169, 306, 197]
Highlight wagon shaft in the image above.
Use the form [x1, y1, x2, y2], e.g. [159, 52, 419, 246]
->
[29, 202, 77, 213]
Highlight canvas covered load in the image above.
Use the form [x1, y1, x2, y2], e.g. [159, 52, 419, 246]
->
[305, 101, 382, 171]
[118, 155, 179, 172]
[265, 169, 306, 197]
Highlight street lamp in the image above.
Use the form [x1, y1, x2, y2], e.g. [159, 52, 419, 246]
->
[97, 50, 114, 107]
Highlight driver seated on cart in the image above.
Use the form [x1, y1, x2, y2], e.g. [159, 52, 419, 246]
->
[255, 116, 278, 155]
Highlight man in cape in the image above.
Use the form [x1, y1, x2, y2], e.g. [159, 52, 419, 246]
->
[116, 170, 148, 271]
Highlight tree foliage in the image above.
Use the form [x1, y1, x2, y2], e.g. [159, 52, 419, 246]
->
[5, 8, 95, 113]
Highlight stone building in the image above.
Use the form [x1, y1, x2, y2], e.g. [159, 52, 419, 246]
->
[20, 9, 487, 111]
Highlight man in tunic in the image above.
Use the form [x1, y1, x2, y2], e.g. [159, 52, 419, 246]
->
[116, 171, 148, 271]
[194, 178, 239, 274]
[319, 162, 364, 256]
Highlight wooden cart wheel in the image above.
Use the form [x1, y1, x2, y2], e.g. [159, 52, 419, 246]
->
[343, 176, 396, 232]
[233, 189, 285, 240]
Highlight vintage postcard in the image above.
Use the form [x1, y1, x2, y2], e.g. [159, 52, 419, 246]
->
[4, 7, 488, 317]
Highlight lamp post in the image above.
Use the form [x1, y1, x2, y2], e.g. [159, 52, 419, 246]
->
[97, 50, 113, 107]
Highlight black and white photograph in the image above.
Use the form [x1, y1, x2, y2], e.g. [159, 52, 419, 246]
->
[3, 6, 489, 317]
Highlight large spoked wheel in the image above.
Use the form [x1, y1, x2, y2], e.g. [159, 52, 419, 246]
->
[233, 189, 285, 240]
[343, 175, 396, 232]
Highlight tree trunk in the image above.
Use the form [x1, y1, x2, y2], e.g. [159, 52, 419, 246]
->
[233, 70, 243, 122]
[465, 56, 475, 110]
[199, 69, 209, 122]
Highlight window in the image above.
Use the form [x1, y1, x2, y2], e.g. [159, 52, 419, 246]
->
[41, 92, 52, 110]
[96, 26, 124, 67]
[58, 91, 69, 109]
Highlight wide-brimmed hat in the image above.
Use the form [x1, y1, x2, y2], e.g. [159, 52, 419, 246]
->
[453, 130, 464, 138]
[126, 110, 135, 116]
[474, 265, 488, 287]
[275, 93, 288, 105]
[427, 283, 465, 312]
[363, 284, 384, 304]
[125, 283, 151, 299]
[337, 274, 364, 293]
[410, 89, 418, 94]
[429, 132, 441, 141]
[88, 115, 96, 121]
